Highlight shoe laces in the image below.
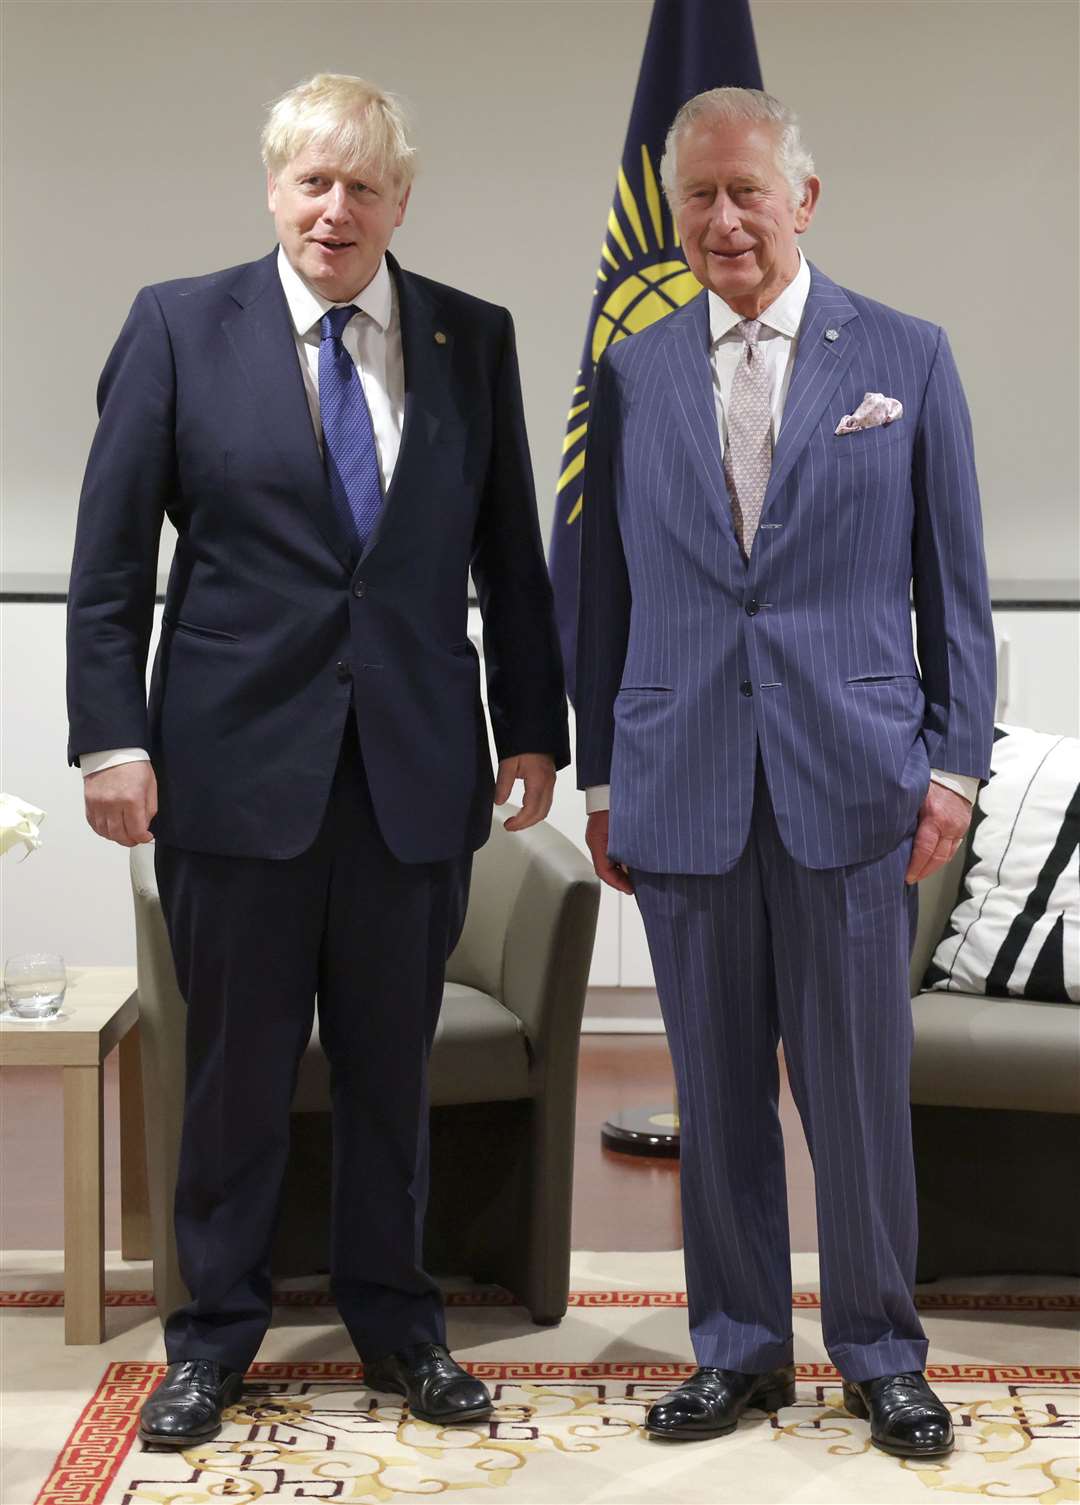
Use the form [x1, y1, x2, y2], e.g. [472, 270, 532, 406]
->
[402, 1341, 450, 1368]
[168, 1359, 224, 1394]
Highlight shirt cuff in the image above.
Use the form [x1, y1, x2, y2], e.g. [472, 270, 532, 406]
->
[79, 748, 151, 778]
[930, 769, 979, 805]
[585, 785, 611, 814]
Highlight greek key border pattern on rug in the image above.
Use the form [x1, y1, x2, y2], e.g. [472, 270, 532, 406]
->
[6, 1287, 1079, 1311]
[34, 1360, 1080, 1505]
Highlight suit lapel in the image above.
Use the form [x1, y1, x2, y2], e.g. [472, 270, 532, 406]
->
[359, 254, 451, 562]
[763, 264, 860, 510]
[222, 251, 354, 568]
[662, 293, 742, 554]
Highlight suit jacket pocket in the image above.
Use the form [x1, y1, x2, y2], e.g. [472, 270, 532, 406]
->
[165, 616, 240, 644]
[832, 421, 908, 450]
[617, 685, 673, 695]
[846, 672, 919, 684]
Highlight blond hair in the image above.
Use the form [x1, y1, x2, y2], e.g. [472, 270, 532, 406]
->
[261, 72, 416, 187]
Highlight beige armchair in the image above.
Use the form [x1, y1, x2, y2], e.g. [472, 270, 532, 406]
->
[909, 837, 1080, 1277]
[131, 809, 600, 1327]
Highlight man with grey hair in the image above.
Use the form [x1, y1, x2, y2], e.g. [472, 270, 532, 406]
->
[67, 73, 568, 1446]
[577, 87, 994, 1456]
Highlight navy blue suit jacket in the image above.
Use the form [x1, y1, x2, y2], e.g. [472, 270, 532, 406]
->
[67, 250, 569, 863]
[576, 264, 995, 873]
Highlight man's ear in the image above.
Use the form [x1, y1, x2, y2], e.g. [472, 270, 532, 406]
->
[394, 183, 412, 229]
[794, 175, 821, 234]
[267, 170, 278, 214]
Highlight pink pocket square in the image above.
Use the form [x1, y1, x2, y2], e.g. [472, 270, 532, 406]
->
[835, 392, 903, 435]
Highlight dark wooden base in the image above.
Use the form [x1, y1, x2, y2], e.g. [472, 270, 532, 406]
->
[601, 1105, 681, 1158]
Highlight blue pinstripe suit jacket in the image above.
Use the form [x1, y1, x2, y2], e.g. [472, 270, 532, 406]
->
[575, 263, 996, 874]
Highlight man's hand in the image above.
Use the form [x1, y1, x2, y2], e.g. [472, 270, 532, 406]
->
[906, 781, 972, 884]
[495, 754, 555, 831]
[585, 810, 634, 894]
[83, 761, 158, 847]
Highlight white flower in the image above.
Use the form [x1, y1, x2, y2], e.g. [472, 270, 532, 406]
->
[0, 793, 46, 859]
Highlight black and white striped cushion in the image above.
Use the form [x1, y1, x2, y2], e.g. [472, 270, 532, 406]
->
[925, 724, 1080, 1003]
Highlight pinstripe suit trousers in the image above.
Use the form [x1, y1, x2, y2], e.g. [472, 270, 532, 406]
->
[632, 763, 929, 1381]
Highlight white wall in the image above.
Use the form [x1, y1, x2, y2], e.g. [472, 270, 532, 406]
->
[2, 0, 1078, 581]
[752, 0, 1079, 582]
[3, 0, 1078, 972]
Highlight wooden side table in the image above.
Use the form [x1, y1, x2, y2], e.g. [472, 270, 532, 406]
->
[0, 965, 149, 1342]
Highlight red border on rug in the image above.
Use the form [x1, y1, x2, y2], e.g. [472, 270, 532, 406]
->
[33, 1359, 1080, 1505]
[5, 1287, 1079, 1311]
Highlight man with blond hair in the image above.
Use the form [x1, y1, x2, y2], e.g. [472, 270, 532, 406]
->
[577, 88, 994, 1457]
[67, 73, 568, 1447]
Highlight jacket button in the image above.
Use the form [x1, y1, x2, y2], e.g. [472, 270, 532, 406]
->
[336, 661, 352, 682]
[353, 582, 366, 599]
[740, 680, 753, 697]
[745, 599, 760, 616]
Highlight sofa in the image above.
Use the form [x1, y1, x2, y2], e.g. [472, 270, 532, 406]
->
[909, 835, 1080, 1277]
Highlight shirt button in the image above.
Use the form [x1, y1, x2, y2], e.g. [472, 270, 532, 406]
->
[336, 661, 352, 682]
[740, 680, 754, 697]
[353, 582, 366, 599]
[745, 599, 760, 616]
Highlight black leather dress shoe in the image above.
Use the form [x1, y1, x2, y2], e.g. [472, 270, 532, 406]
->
[364, 1342, 493, 1424]
[138, 1359, 243, 1447]
[843, 1372, 954, 1457]
[644, 1364, 796, 1439]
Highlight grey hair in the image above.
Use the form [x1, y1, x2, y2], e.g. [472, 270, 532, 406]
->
[660, 87, 815, 207]
[261, 72, 416, 188]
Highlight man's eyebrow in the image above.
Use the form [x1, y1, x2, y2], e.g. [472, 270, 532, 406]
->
[296, 165, 373, 183]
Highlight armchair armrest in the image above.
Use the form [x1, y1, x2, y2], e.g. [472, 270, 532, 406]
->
[446, 811, 600, 1088]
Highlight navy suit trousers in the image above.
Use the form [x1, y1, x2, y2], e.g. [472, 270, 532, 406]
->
[632, 764, 929, 1381]
[155, 714, 471, 1371]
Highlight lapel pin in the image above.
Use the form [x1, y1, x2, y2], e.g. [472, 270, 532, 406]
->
[825, 327, 840, 342]
[434, 331, 447, 345]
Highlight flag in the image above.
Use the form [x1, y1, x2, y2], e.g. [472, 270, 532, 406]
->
[548, 0, 763, 699]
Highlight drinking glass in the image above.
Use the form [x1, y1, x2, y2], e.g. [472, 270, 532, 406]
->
[4, 953, 67, 1020]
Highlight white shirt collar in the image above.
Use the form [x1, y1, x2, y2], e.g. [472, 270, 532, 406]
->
[708, 247, 811, 345]
[276, 245, 393, 338]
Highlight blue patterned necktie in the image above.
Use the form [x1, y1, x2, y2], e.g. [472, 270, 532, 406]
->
[318, 305, 383, 549]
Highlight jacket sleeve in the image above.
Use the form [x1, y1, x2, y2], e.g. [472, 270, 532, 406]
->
[911, 325, 996, 782]
[66, 287, 174, 765]
[470, 308, 570, 769]
[575, 352, 631, 789]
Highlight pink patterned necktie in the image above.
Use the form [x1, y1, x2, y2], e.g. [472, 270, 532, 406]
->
[722, 318, 772, 558]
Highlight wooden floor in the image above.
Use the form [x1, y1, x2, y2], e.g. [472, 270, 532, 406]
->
[572, 1036, 818, 1251]
[0, 1035, 818, 1254]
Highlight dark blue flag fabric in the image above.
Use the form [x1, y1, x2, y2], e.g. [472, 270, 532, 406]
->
[548, 0, 762, 700]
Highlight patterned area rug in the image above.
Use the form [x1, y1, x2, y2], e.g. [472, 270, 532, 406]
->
[36, 1359, 1080, 1505]
[6, 1252, 1079, 1505]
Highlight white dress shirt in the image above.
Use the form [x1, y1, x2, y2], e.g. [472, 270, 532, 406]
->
[584, 249, 977, 814]
[79, 249, 405, 779]
[277, 245, 404, 492]
[709, 245, 811, 459]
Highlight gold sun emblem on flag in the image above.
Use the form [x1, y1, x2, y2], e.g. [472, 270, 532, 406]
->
[559, 146, 700, 524]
